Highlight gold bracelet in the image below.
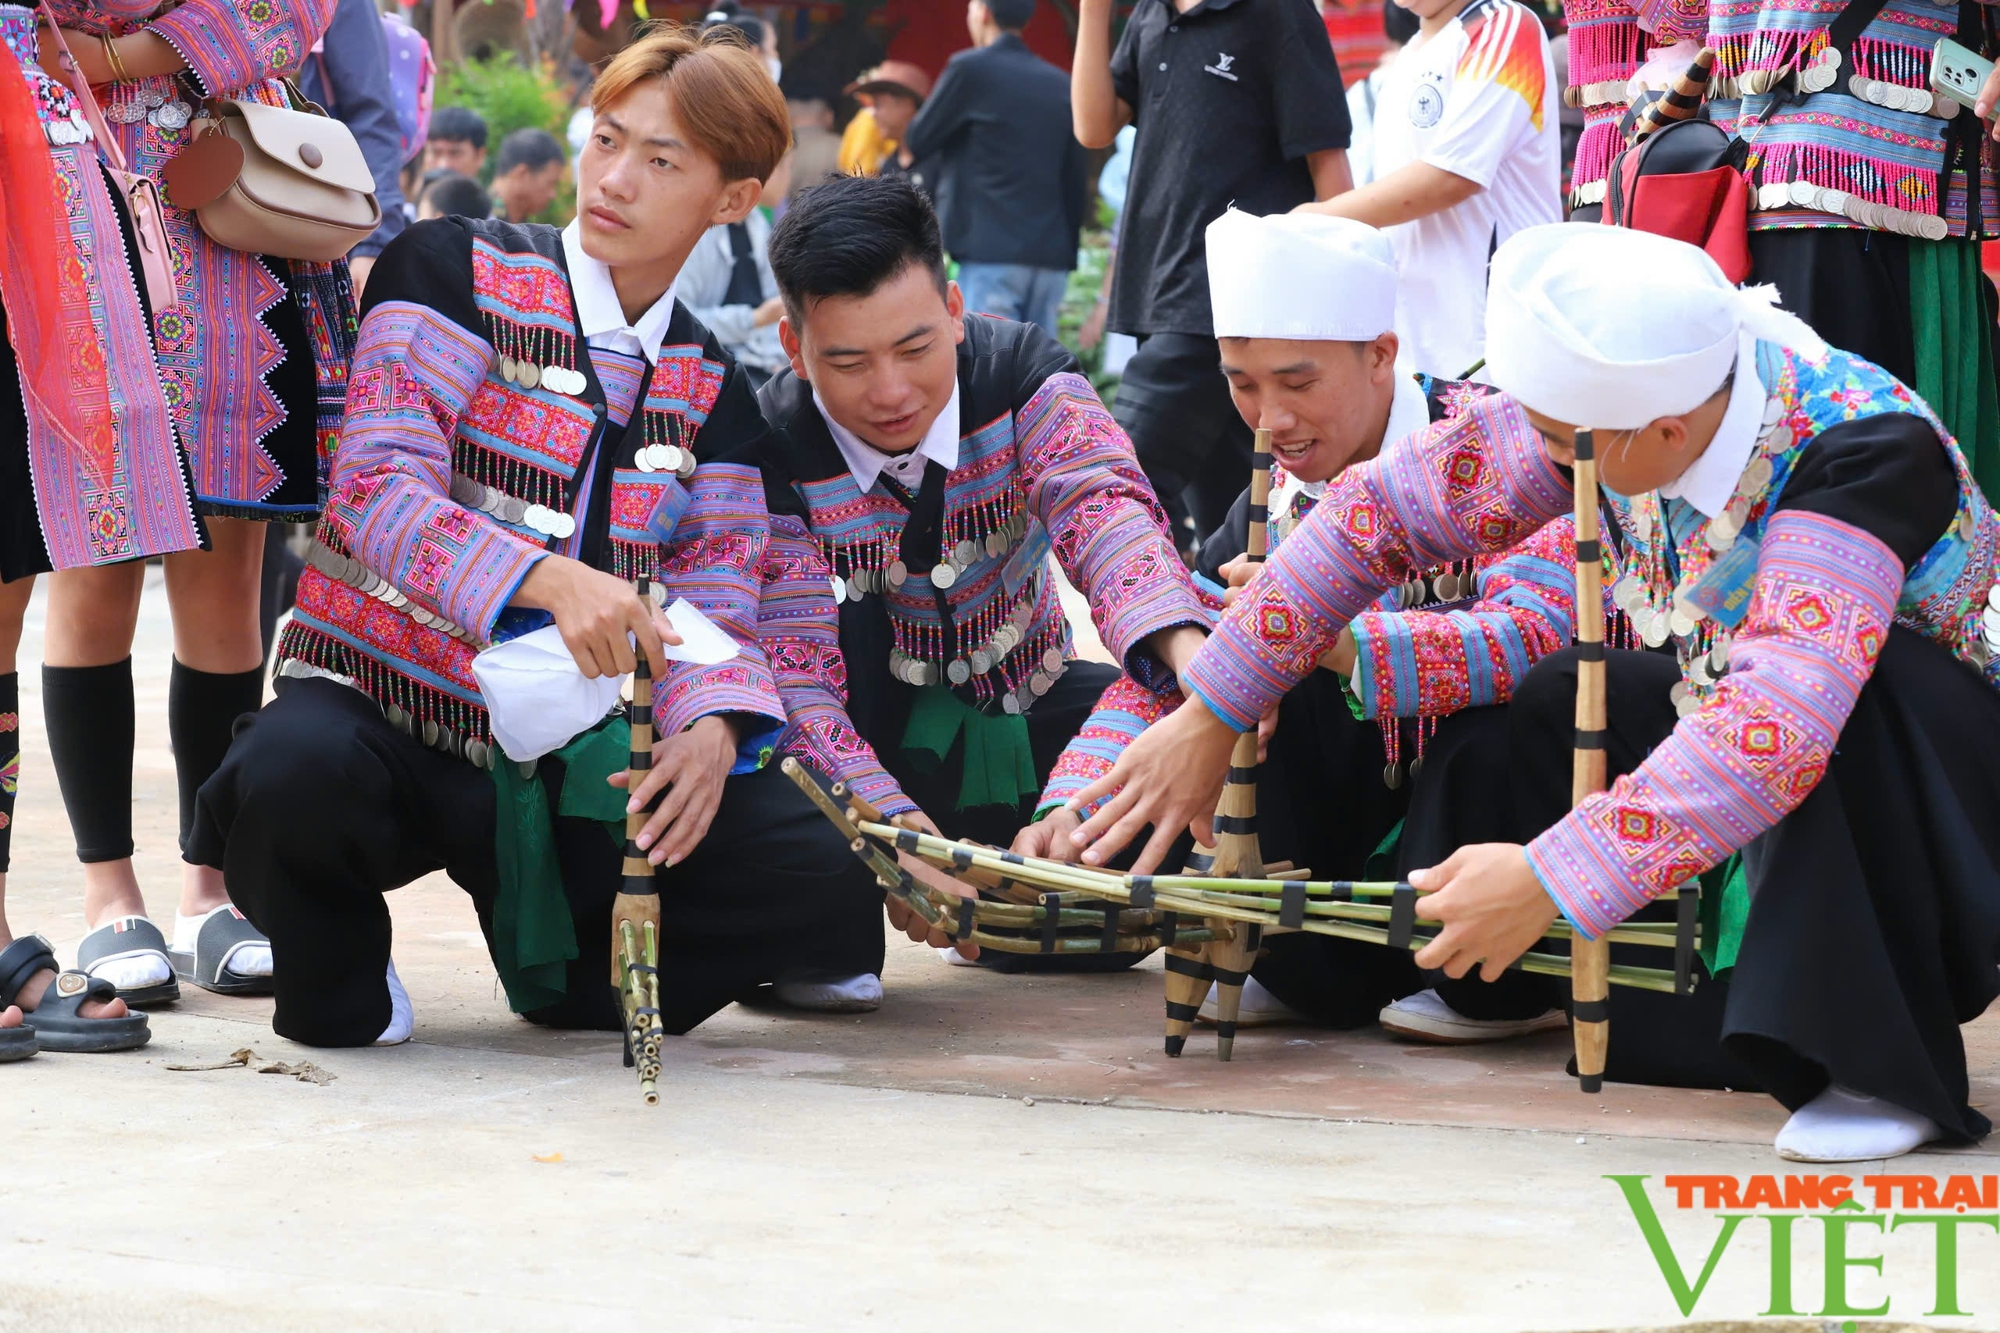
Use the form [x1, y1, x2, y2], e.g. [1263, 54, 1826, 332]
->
[99, 31, 131, 83]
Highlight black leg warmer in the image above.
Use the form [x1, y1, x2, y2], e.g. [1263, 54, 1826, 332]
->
[168, 660, 264, 855]
[42, 659, 135, 863]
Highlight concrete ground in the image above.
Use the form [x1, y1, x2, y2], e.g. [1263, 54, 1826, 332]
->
[4, 570, 1998, 1332]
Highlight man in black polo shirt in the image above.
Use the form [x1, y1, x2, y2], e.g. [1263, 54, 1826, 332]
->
[1073, 0, 1352, 544]
[905, 0, 1089, 340]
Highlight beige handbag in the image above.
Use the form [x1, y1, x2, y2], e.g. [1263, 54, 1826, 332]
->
[164, 87, 379, 264]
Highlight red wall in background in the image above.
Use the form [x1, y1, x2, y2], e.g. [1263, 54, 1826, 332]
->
[874, 0, 1089, 78]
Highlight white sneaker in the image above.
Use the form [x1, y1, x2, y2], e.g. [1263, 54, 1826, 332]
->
[934, 946, 981, 967]
[773, 971, 883, 1013]
[1775, 1085, 1942, 1163]
[1378, 988, 1567, 1044]
[1196, 976, 1305, 1027]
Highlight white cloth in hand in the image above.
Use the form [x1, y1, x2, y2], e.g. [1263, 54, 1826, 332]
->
[471, 600, 740, 762]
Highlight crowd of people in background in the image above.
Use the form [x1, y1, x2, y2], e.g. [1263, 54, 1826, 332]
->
[7, 0, 2000, 1169]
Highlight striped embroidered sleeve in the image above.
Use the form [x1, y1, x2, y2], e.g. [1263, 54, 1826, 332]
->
[1035, 672, 1179, 818]
[324, 299, 549, 639]
[1348, 514, 1578, 719]
[1526, 511, 1902, 937]
[1016, 372, 1207, 680]
[651, 461, 785, 762]
[760, 514, 917, 816]
[149, 0, 335, 97]
[1628, 0, 1706, 42]
[1182, 395, 1571, 731]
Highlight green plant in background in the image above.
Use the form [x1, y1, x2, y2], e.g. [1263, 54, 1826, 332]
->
[434, 50, 576, 223]
[1057, 197, 1119, 400]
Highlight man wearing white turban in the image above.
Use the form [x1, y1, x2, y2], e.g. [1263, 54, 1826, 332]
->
[1063, 224, 2000, 1164]
[1016, 210, 1582, 1041]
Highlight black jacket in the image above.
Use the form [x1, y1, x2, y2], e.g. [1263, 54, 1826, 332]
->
[903, 34, 1089, 271]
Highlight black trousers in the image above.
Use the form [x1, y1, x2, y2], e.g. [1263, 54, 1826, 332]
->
[1498, 636, 2000, 1135]
[188, 678, 886, 1047]
[1243, 676, 1422, 1027]
[1749, 228, 1916, 388]
[1111, 332, 1254, 543]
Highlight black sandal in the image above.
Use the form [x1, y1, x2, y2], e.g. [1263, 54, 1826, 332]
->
[0, 935, 150, 1054]
[0, 1017, 32, 1062]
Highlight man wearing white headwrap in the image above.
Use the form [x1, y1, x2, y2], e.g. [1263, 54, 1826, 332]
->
[1063, 224, 2000, 1164]
[1019, 210, 1582, 1042]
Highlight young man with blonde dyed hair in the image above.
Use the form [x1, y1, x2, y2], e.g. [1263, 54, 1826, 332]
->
[192, 26, 891, 1048]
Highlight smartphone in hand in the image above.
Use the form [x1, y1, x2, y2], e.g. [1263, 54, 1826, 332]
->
[1930, 36, 1995, 113]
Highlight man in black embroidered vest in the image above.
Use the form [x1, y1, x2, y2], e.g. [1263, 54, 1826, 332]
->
[753, 175, 1209, 966]
[190, 26, 888, 1047]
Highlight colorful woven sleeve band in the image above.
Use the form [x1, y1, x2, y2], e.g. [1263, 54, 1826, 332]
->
[1181, 394, 1572, 732]
[1526, 509, 1903, 938]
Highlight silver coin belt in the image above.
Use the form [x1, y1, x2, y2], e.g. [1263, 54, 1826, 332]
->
[1753, 175, 1950, 241]
[450, 472, 577, 541]
[1392, 564, 1474, 609]
[886, 580, 1051, 687]
[1613, 403, 1787, 717]
[831, 508, 1031, 604]
[1714, 47, 1960, 121]
[1562, 78, 1633, 109]
[103, 83, 192, 130]
[306, 539, 480, 643]
[275, 658, 502, 770]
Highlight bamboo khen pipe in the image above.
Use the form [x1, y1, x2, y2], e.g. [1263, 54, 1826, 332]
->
[1200, 425, 1276, 1060]
[1570, 430, 1612, 1094]
[613, 576, 665, 1106]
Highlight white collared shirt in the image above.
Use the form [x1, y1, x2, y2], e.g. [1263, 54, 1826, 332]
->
[1272, 370, 1434, 512]
[562, 221, 677, 366]
[817, 381, 962, 494]
[1658, 334, 1761, 519]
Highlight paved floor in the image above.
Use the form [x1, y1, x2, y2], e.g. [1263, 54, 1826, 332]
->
[4, 573, 1997, 1332]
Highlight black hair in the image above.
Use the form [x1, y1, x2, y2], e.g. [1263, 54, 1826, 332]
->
[767, 173, 946, 320]
[1383, 1, 1420, 46]
[493, 127, 566, 177]
[701, 10, 768, 48]
[421, 171, 492, 220]
[428, 104, 489, 149]
[984, 0, 1035, 30]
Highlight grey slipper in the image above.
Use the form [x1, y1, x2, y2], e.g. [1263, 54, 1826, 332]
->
[76, 916, 180, 1007]
[168, 905, 273, 996]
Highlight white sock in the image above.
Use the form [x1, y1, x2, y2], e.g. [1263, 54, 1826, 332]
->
[375, 960, 413, 1046]
[173, 907, 274, 979]
[1774, 1084, 1941, 1163]
[774, 971, 883, 1011]
[934, 945, 980, 967]
[85, 943, 172, 993]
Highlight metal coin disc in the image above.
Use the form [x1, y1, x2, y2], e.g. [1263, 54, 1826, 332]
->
[422, 719, 441, 747]
[1383, 763, 1403, 790]
[887, 560, 908, 588]
[385, 702, 406, 728]
[1788, 179, 1817, 209]
[970, 649, 992, 675]
[153, 99, 192, 130]
[1043, 647, 1063, 674]
[947, 660, 971, 686]
[930, 563, 957, 590]
[986, 531, 1007, 558]
[520, 362, 541, 391]
[634, 451, 656, 473]
[500, 355, 519, 383]
[466, 739, 490, 769]
[1002, 693, 1023, 715]
[954, 539, 977, 565]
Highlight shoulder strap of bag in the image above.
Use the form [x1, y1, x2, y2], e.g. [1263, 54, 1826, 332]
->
[1826, 0, 1896, 59]
[35, 3, 133, 175]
